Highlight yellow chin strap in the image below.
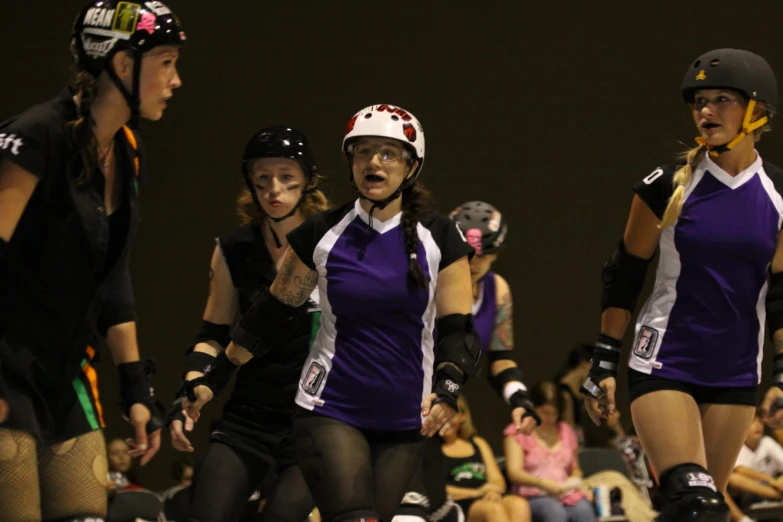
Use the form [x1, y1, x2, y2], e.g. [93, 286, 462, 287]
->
[695, 99, 769, 157]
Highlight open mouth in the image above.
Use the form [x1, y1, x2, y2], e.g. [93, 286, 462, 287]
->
[701, 122, 721, 130]
[365, 174, 385, 183]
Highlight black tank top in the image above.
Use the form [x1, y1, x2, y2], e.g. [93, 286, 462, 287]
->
[444, 438, 487, 490]
[217, 223, 319, 423]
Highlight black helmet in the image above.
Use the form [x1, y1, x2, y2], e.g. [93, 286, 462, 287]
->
[681, 48, 777, 110]
[241, 126, 318, 236]
[449, 201, 507, 256]
[242, 126, 317, 178]
[682, 48, 777, 155]
[71, 1, 186, 127]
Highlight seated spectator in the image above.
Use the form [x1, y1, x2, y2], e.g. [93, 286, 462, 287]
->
[504, 381, 596, 522]
[443, 396, 531, 522]
[726, 412, 783, 522]
[106, 438, 143, 491]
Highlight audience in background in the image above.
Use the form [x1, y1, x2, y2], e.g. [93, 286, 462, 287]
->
[726, 411, 783, 522]
[443, 396, 531, 522]
[504, 381, 597, 522]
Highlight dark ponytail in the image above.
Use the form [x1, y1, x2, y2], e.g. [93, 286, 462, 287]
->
[400, 181, 435, 290]
[67, 68, 99, 185]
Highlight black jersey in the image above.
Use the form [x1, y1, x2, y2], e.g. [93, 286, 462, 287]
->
[215, 224, 319, 429]
[0, 88, 142, 385]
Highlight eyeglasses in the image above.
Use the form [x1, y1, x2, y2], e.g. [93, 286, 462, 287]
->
[349, 143, 410, 163]
[691, 95, 743, 112]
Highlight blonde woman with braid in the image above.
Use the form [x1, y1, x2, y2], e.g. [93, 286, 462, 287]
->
[581, 49, 783, 522]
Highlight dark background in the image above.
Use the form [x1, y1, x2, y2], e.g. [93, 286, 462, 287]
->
[3, 2, 783, 491]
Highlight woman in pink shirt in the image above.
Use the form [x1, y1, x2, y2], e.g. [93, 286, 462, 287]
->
[504, 381, 596, 522]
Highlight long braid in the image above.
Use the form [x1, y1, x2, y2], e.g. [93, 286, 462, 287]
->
[67, 69, 99, 185]
[658, 145, 707, 229]
[400, 182, 435, 289]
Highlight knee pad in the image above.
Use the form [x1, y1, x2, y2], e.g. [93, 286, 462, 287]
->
[393, 490, 429, 520]
[656, 463, 728, 522]
[329, 510, 381, 522]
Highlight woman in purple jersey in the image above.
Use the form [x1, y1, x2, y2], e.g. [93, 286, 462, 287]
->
[183, 104, 478, 522]
[394, 201, 538, 522]
[582, 49, 783, 521]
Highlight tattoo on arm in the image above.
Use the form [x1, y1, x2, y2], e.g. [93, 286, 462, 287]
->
[272, 248, 319, 307]
[774, 329, 783, 354]
[491, 289, 513, 352]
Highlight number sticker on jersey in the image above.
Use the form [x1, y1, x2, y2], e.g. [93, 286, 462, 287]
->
[633, 326, 658, 359]
[302, 362, 326, 395]
[642, 167, 664, 185]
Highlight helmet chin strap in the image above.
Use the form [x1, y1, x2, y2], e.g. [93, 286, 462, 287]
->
[103, 49, 143, 129]
[266, 188, 314, 248]
[353, 168, 415, 231]
[695, 99, 769, 157]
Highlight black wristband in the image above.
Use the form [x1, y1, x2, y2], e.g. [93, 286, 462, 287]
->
[117, 359, 165, 434]
[580, 334, 622, 400]
[184, 351, 239, 401]
[165, 391, 187, 429]
[508, 390, 541, 426]
[118, 359, 156, 415]
[589, 334, 621, 380]
[772, 353, 783, 391]
[183, 351, 216, 377]
[432, 364, 465, 412]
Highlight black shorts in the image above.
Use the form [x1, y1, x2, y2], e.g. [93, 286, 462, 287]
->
[1, 346, 104, 443]
[210, 403, 298, 469]
[292, 406, 425, 445]
[628, 368, 758, 406]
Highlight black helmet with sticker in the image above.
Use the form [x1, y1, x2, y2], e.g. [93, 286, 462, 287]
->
[71, 1, 186, 127]
[449, 201, 507, 256]
[681, 48, 777, 109]
[681, 48, 777, 155]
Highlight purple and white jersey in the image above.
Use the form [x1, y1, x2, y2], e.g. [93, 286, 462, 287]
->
[630, 154, 783, 386]
[286, 200, 474, 431]
[473, 271, 497, 354]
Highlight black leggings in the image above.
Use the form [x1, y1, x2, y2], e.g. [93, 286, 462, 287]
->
[400, 436, 449, 512]
[293, 409, 426, 521]
[185, 441, 314, 522]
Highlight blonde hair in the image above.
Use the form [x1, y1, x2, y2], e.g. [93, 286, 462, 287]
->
[659, 113, 773, 229]
[236, 179, 329, 225]
[456, 395, 478, 441]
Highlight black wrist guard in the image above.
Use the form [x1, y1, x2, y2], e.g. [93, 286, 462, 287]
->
[184, 351, 239, 401]
[580, 334, 621, 400]
[183, 351, 216, 377]
[117, 359, 165, 434]
[508, 389, 541, 426]
[165, 383, 188, 429]
[432, 364, 465, 412]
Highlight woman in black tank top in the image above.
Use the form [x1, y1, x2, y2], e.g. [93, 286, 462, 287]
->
[165, 126, 330, 522]
[441, 396, 531, 522]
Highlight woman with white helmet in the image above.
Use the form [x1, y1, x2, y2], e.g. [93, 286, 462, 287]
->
[183, 104, 477, 522]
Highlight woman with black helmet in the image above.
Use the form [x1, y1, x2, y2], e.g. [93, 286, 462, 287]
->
[166, 126, 327, 522]
[582, 48, 783, 521]
[182, 104, 477, 522]
[395, 201, 536, 522]
[0, 1, 185, 520]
